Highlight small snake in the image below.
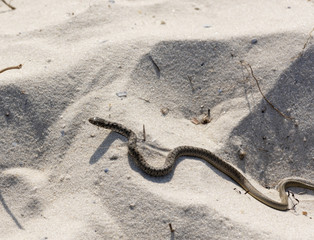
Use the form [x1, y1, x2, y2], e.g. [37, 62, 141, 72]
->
[89, 117, 314, 211]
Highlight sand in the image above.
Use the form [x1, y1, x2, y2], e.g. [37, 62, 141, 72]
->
[0, 0, 313, 239]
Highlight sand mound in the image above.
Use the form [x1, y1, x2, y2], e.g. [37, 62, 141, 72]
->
[1, 0, 313, 239]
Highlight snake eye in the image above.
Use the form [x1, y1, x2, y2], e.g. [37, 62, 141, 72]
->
[88, 117, 97, 124]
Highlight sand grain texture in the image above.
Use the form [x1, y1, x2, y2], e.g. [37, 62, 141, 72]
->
[1, 0, 314, 239]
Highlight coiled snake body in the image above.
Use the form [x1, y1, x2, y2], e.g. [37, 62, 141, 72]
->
[89, 117, 314, 211]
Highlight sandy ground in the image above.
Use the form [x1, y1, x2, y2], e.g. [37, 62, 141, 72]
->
[0, 0, 314, 239]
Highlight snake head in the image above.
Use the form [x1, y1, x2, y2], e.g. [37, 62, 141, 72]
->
[89, 117, 113, 129]
[88, 117, 106, 126]
[88, 117, 98, 125]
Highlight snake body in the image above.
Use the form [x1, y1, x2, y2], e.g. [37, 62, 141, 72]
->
[89, 117, 314, 211]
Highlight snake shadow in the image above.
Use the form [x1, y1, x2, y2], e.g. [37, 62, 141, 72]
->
[0, 190, 24, 230]
[89, 132, 125, 164]
[90, 130, 241, 187]
[127, 153, 239, 186]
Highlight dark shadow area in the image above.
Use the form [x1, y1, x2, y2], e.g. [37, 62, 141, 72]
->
[128, 36, 312, 188]
[129, 40, 243, 118]
[129, 35, 305, 121]
[1, 85, 48, 140]
[0, 69, 84, 169]
[89, 131, 126, 164]
[226, 46, 314, 186]
[0, 85, 53, 169]
[0, 190, 24, 230]
[0, 84, 71, 169]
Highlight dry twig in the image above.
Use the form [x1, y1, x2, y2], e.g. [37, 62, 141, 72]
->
[1, 0, 16, 10]
[0, 64, 22, 74]
[302, 27, 314, 51]
[287, 190, 300, 210]
[240, 60, 294, 122]
[143, 124, 146, 141]
[296, 27, 314, 59]
[168, 223, 175, 233]
[290, 27, 314, 60]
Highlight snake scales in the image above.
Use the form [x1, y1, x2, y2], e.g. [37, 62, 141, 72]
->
[89, 117, 314, 211]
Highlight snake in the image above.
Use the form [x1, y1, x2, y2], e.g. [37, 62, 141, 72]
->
[89, 117, 314, 211]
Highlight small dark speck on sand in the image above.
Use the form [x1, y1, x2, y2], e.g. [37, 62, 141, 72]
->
[251, 39, 258, 44]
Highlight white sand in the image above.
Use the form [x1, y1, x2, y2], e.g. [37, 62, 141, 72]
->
[1, 0, 313, 239]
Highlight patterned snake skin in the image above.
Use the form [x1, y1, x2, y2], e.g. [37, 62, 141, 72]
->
[89, 117, 314, 211]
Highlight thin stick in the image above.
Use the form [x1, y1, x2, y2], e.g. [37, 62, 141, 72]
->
[302, 27, 314, 51]
[138, 97, 150, 103]
[187, 76, 195, 92]
[292, 27, 314, 60]
[0, 64, 22, 74]
[149, 55, 160, 78]
[1, 0, 16, 10]
[168, 223, 175, 233]
[240, 60, 294, 121]
[143, 124, 146, 141]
